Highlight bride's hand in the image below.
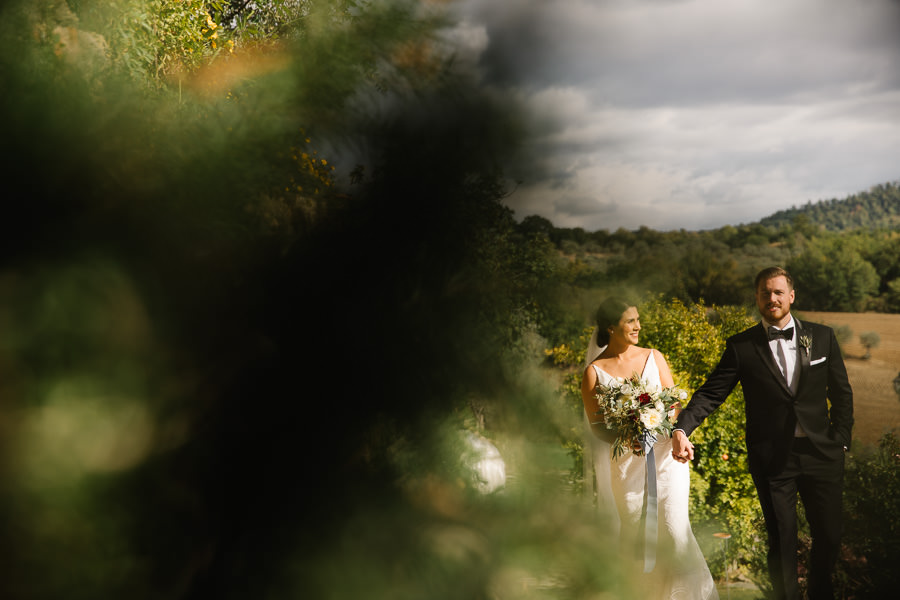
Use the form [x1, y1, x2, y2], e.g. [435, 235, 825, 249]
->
[671, 429, 694, 463]
[671, 401, 682, 421]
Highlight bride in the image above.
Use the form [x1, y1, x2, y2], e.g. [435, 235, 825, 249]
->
[581, 298, 718, 599]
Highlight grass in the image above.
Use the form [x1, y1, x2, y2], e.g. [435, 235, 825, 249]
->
[716, 585, 764, 599]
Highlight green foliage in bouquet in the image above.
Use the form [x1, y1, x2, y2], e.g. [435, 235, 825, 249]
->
[593, 374, 685, 459]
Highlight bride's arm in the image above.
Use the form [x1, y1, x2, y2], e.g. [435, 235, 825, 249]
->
[654, 350, 682, 419]
[654, 349, 675, 388]
[581, 365, 610, 437]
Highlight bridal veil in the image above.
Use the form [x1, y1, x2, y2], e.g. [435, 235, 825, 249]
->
[583, 327, 620, 534]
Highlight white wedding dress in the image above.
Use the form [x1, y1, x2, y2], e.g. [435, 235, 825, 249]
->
[586, 351, 718, 600]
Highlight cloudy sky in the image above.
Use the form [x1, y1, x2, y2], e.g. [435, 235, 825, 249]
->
[451, 0, 900, 231]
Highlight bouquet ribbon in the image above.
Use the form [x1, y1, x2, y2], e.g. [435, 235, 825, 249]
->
[639, 430, 658, 573]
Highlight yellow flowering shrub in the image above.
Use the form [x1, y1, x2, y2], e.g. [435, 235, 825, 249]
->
[99, 0, 232, 85]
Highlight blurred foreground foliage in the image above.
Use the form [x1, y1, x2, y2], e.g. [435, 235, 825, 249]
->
[0, 1, 626, 599]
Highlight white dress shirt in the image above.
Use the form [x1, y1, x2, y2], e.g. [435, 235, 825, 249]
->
[764, 316, 806, 437]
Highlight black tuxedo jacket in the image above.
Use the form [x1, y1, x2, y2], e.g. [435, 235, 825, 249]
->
[677, 318, 853, 476]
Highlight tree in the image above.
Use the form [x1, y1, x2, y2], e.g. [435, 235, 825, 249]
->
[675, 238, 749, 306]
[886, 278, 900, 312]
[859, 331, 880, 360]
[865, 236, 900, 310]
[788, 238, 879, 311]
[518, 214, 555, 240]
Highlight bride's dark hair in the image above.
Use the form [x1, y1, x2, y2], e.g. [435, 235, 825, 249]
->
[594, 298, 638, 346]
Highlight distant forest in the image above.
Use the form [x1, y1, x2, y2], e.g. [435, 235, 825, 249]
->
[521, 181, 900, 342]
[759, 183, 900, 231]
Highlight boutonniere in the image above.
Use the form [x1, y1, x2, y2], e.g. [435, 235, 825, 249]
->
[799, 334, 812, 356]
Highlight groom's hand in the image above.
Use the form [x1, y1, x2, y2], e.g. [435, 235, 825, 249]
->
[671, 429, 694, 463]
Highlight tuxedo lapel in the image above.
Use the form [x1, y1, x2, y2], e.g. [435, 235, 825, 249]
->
[795, 319, 811, 389]
[752, 322, 794, 396]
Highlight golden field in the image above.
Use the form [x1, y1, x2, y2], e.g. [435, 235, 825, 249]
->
[799, 311, 900, 447]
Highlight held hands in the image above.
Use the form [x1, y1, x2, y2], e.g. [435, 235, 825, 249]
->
[671, 429, 694, 463]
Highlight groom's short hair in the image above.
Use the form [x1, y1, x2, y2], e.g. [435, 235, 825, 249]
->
[754, 266, 794, 290]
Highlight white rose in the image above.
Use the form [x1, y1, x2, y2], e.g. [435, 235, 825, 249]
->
[679, 390, 688, 400]
[640, 409, 663, 430]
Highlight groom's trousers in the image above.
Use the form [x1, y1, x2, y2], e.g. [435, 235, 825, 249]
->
[752, 438, 844, 600]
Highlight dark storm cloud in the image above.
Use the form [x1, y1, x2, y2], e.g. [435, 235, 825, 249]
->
[454, 0, 900, 230]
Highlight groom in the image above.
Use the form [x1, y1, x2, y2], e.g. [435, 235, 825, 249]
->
[672, 266, 853, 600]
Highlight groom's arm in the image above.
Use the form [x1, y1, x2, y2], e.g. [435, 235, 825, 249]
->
[672, 341, 741, 460]
[680, 341, 741, 434]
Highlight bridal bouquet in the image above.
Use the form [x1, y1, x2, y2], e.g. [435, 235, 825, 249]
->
[594, 374, 688, 459]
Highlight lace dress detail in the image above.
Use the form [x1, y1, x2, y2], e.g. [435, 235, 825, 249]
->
[587, 352, 718, 600]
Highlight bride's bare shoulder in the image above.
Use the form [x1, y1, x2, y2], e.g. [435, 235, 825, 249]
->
[648, 347, 669, 361]
[586, 358, 606, 372]
[586, 356, 614, 378]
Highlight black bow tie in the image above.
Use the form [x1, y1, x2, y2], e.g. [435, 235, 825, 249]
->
[768, 326, 794, 341]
